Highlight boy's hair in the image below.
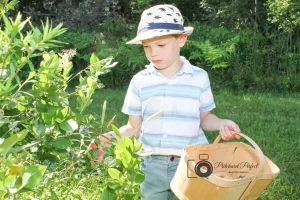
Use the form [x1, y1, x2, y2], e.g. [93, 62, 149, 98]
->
[126, 4, 193, 45]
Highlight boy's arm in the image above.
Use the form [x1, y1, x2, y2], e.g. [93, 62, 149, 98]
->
[200, 111, 240, 140]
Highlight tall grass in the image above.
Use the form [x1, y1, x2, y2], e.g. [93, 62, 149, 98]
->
[86, 88, 299, 200]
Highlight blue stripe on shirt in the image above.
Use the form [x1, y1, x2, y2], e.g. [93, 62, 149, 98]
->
[200, 102, 216, 111]
[140, 84, 200, 101]
[122, 105, 142, 115]
[132, 81, 140, 97]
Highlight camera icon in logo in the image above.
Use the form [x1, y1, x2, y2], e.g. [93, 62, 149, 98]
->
[187, 154, 213, 178]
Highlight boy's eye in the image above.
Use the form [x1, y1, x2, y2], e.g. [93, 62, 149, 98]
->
[158, 44, 165, 47]
[143, 45, 149, 48]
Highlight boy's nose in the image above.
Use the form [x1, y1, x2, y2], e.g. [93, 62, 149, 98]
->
[150, 48, 158, 57]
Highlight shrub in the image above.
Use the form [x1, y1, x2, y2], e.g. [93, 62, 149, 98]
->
[0, 1, 144, 199]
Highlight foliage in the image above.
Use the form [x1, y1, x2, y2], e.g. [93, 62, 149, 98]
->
[181, 22, 300, 92]
[56, 29, 145, 89]
[0, 129, 47, 197]
[0, 1, 145, 199]
[266, 0, 300, 33]
[7, 0, 300, 92]
[95, 133, 144, 200]
[13, 0, 111, 31]
[115, 38, 147, 72]
[188, 34, 239, 69]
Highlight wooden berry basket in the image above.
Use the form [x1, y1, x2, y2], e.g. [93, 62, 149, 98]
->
[170, 133, 280, 200]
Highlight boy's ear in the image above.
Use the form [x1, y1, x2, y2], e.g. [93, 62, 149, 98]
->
[178, 34, 188, 48]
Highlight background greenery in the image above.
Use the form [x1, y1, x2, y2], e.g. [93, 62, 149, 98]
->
[8, 0, 300, 92]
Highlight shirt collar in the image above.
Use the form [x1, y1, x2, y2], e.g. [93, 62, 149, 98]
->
[145, 56, 194, 76]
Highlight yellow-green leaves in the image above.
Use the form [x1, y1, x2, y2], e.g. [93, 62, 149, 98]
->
[108, 168, 122, 181]
[0, 129, 28, 157]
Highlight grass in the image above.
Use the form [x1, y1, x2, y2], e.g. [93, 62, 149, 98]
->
[85, 88, 299, 200]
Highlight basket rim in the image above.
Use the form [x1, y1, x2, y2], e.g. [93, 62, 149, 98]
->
[182, 141, 280, 187]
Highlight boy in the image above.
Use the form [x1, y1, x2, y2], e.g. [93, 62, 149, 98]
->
[86, 4, 240, 200]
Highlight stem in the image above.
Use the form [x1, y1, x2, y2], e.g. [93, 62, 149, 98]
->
[65, 66, 90, 85]
[0, 104, 7, 113]
[13, 76, 31, 96]
[2, 113, 23, 118]
[67, 91, 77, 97]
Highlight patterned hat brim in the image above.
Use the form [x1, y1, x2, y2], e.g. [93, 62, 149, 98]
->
[126, 26, 194, 44]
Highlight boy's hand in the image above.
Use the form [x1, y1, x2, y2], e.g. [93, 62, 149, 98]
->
[219, 119, 241, 140]
[85, 133, 111, 166]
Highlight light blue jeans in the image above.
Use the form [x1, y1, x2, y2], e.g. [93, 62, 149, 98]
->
[140, 155, 180, 200]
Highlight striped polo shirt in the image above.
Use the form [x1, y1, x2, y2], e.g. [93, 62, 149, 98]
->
[122, 56, 216, 156]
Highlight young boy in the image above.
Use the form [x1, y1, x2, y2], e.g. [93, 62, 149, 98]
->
[86, 4, 240, 200]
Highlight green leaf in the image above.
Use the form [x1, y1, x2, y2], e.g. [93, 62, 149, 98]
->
[50, 189, 59, 200]
[24, 165, 47, 190]
[56, 106, 68, 123]
[108, 168, 122, 181]
[100, 188, 117, 200]
[0, 118, 10, 127]
[6, 0, 18, 11]
[8, 141, 40, 154]
[134, 170, 145, 183]
[59, 120, 72, 132]
[115, 149, 132, 168]
[7, 172, 32, 194]
[0, 129, 28, 157]
[2, 14, 13, 33]
[107, 180, 122, 190]
[90, 53, 99, 65]
[16, 103, 25, 111]
[117, 136, 133, 153]
[4, 174, 17, 188]
[111, 124, 121, 138]
[125, 194, 139, 200]
[134, 142, 143, 152]
[52, 137, 72, 149]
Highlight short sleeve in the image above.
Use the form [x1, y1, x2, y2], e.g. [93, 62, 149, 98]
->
[199, 73, 216, 112]
[122, 78, 142, 116]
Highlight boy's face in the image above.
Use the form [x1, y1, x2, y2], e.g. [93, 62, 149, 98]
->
[142, 34, 187, 71]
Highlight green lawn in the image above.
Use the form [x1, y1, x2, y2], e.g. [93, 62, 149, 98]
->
[87, 88, 299, 200]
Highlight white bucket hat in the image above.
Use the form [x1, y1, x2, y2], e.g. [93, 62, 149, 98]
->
[126, 4, 194, 44]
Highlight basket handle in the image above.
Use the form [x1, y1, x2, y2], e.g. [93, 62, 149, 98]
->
[213, 133, 265, 176]
[213, 133, 265, 199]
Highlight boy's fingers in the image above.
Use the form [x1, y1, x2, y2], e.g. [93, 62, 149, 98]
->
[235, 134, 241, 139]
[99, 135, 110, 143]
[85, 140, 97, 154]
[233, 124, 241, 132]
[99, 133, 112, 142]
[224, 126, 232, 140]
[90, 159, 95, 166]
[229, 131, 241, 140]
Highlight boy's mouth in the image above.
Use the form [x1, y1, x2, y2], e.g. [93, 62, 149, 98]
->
[152, 60, 162, 64]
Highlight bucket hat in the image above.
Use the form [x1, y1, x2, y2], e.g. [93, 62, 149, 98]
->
[126, 4, 194, 44]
